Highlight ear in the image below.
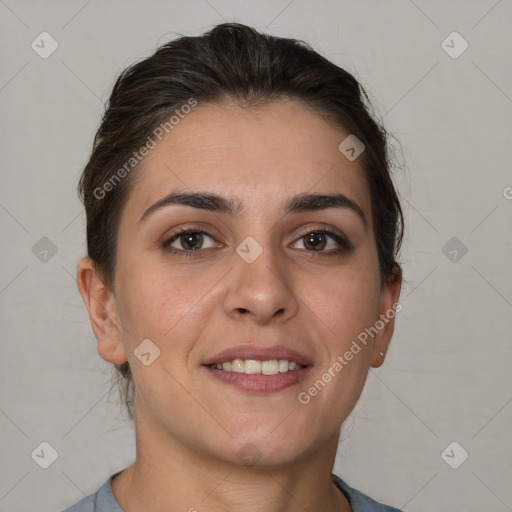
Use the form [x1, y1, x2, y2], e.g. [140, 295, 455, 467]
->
[76, 256, 127, 364]
[371, 265, 402, 368]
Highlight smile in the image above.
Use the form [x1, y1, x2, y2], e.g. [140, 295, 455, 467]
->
[207, 359, 306, 374]
[203, 361, 312, 393]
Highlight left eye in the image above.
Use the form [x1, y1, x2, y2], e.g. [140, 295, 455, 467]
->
[291, 231, 347, 252]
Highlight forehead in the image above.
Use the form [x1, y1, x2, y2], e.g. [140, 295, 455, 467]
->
[125, 99, 372, 225]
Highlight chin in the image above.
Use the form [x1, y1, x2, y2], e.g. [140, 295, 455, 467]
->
[214, 429, 318, 469]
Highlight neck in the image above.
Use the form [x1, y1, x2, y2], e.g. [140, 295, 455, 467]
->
[111, 407, 351, 512]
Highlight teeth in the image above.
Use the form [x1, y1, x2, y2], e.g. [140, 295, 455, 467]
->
[262, 360, 279, 375]
[231, 359, 245, 373]
[212, 359, 305, 373]
[245, 360, 261, 374]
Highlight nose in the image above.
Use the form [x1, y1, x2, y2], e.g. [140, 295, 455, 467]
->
[223, 237, 299, 325]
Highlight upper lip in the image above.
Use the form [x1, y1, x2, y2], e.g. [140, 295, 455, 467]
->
[202, 344, 313, 367]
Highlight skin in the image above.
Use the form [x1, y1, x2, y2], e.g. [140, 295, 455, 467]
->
[77, 98, 401, 512]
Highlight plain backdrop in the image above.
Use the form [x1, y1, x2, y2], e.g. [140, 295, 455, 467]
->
[0, 1, 511, 511]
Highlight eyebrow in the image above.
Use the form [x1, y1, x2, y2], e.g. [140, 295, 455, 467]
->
[139, 190, 368, 231]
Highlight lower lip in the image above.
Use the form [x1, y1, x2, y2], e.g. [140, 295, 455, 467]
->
[203, 366, 312, 393]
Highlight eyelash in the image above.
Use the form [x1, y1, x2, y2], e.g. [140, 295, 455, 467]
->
[162, 225, 352, 259]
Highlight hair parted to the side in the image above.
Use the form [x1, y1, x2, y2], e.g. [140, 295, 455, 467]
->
[78, 22, 404, 421]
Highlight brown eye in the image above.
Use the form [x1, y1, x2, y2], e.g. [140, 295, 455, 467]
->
[303, 232, 328, 251]
[163, 229, 217, 256]
[177, 232, 205, 250]
[292, 229, 351, 254]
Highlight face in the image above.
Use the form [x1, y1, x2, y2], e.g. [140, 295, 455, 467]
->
[78, 98, 401, 467]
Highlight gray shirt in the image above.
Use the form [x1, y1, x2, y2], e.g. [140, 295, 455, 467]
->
[61, 472, 403, 511]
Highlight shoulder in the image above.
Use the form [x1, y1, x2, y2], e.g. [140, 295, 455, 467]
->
[61, 473, 123, 512]
[332, 474, 403, 512]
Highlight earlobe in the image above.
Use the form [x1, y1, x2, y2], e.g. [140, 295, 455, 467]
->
[76, 257, 127, 365]
[371, 267, 402, 368]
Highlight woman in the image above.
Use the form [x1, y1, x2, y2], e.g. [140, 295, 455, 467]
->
[64, 22, 404, 512]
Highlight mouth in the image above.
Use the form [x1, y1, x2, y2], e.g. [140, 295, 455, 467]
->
[202, 362, 311, 393]
[201, 345, 313, 393]
[207, 358, 306, 374]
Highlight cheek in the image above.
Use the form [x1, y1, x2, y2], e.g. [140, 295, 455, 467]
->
[335, 282, 380, 338]
[115, 267, 213, 404]
[306, 260, 381, 345]
[116, 262, 220, 348]
[297, 272, 380, 419]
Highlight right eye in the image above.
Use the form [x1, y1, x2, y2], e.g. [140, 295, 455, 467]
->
[163, 229, 218, 257]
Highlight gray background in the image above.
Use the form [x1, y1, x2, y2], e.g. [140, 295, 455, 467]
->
[0, 1, 511, 511]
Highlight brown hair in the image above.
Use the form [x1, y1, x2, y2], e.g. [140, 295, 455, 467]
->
[78, 22, 404, 421]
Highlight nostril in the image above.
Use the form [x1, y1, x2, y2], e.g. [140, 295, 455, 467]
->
[238, 308, 249, 314]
